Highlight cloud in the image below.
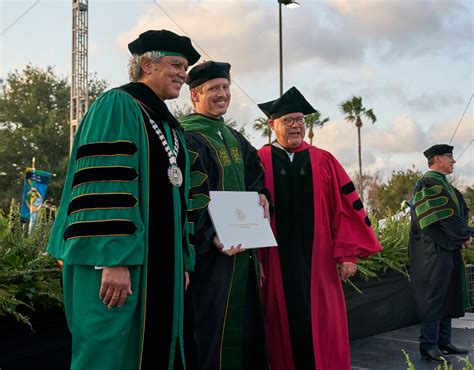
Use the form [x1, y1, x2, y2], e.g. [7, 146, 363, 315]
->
[311, 118, 370, 166]
[310, 112, 474, 184]
[116, 0, 471, 89]
[115, 0, 366, 80]
[324, 0, 471, 59]
[327, 0, 444, 38]
[365, 115, 430, 153]
[454, 160, 474, 188]
[360, 66, 376, 78]
[116, 2, 278, 76]
[405, 92, 465, 112]
[428, 114, 474, 148]
[111, 0, 473, 185]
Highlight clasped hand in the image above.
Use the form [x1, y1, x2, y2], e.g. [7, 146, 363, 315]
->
[461, 236, 473, 250]
[338, 262, 358, 280]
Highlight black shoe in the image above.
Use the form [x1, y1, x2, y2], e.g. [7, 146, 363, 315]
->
[439, 343, 469, 355]
[420, 348, 450, 363]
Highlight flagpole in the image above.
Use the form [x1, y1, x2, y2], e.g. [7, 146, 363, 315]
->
[28, 157, 36, 235]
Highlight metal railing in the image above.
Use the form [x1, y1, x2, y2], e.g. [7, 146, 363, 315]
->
[467, 264, 474, 313]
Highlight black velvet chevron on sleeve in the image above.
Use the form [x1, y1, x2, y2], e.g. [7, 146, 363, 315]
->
[63, 220, 137, 240]
[76, 141, 137, 160]
[341, 181, 356, 195]
[67, 193, 137, 215]
[352, 199, 364, 211]
[364, 216, 372, 226]
[72, 167, 138, 188]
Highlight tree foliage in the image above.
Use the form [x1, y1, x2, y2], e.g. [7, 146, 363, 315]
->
[462, 186, 474, 210]
[305, 111, 330, 145]
[169, 102, 194, 121]
[352, 171, 382, 215]
[368, 169, 423, 219]
[227, 118, 251, 139]
[253, 117, 272, 144]
[0, 65, 107, 212]
[364, 169, 474, 222]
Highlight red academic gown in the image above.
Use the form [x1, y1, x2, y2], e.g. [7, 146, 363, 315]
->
[258, 142, 381, 370]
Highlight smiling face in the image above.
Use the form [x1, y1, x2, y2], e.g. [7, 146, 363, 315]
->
[191, 78, 231, 119]
[269, 112, 306, 149]
[139, 55, 188, 100]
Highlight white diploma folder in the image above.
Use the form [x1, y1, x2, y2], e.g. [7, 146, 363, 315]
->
[208, 191, 278, 250]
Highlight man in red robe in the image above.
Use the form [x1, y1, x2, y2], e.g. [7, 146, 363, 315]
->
[257, 86, 382, 370]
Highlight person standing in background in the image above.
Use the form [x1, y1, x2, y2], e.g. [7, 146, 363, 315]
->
[409, 144, 472, 364]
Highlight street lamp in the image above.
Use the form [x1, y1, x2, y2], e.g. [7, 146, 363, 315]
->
[278, 0, 300, 96]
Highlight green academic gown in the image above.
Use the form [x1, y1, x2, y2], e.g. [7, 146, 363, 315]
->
[47, 82, 195, 370]
[408, 170, 472, 322]
[180, 114, 269, 370]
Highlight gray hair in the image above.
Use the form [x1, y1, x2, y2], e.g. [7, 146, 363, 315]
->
[128, 51, 165, 82]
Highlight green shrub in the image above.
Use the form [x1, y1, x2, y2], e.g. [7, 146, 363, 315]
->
[358, 212, 411, 280]
[0, 200, 62, 329]
[349, 210, 474, 292]
[346, 211, 410, 293]
[463, 244, 474, 265]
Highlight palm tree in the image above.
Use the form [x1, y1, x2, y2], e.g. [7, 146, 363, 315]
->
[339, 96, 376, 202]
[253, 117, 272, 144]
[305, 112, 330, 145]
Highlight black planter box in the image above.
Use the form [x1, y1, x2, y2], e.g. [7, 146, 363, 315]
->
[344, 270, 419, 341]
[0, 307, 71, 370]
[0, 270, 440, 368]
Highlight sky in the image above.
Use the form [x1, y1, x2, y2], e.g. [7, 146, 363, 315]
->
[1, 0, 473, 188]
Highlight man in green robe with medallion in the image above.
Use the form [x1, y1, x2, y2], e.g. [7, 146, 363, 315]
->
[180, 61, 270, 370]
[47, 29, 200, 370]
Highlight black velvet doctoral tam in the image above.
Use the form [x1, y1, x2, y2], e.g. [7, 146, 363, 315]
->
[258, 86, 317, 119]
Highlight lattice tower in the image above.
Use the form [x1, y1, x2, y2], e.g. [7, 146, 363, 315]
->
[70, 0, 88, 152]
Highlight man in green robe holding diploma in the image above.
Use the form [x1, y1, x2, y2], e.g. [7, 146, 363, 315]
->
[180, 61, 270, 370]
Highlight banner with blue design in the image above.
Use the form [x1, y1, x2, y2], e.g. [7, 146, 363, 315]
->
[20, 168, 51, 225]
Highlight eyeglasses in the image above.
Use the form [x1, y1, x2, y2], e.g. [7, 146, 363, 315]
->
[279, 117, 305, 126]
